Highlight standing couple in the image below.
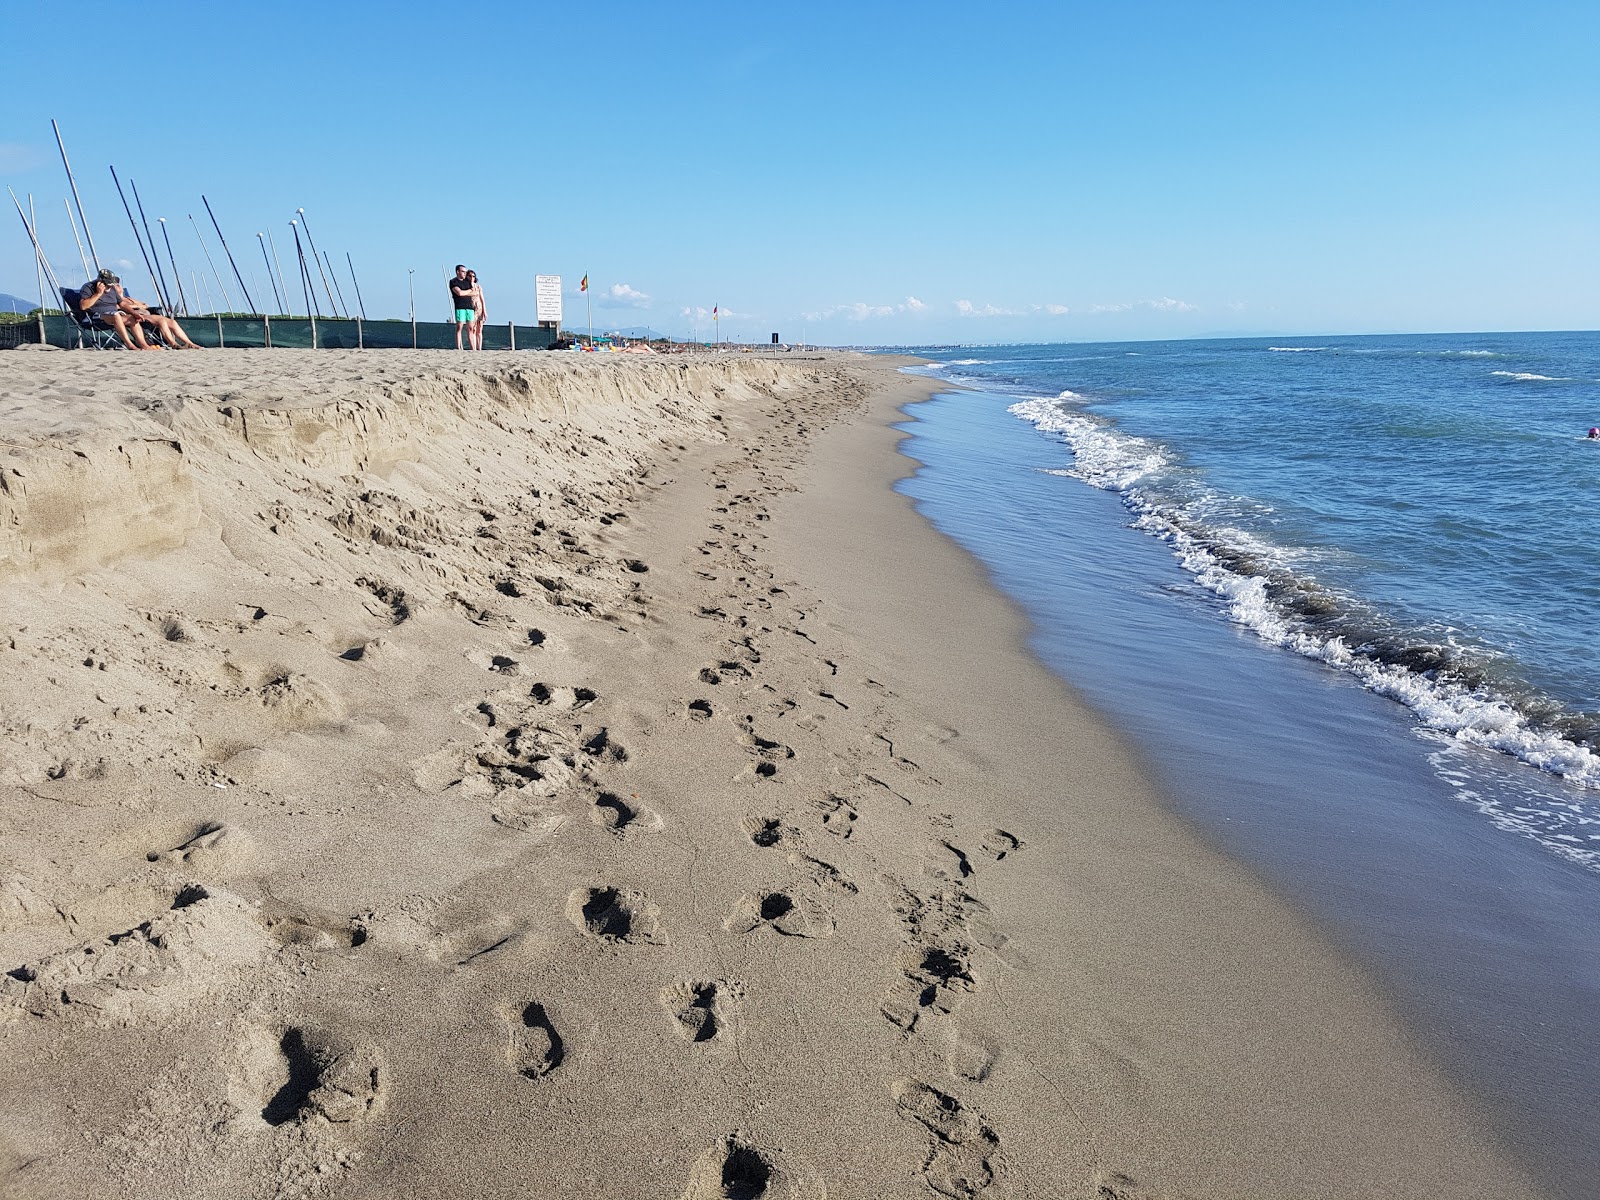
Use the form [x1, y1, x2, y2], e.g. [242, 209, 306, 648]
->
[449, 264, 488, 350]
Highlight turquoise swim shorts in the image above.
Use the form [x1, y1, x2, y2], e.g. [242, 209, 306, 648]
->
[455, 309, 476, 323]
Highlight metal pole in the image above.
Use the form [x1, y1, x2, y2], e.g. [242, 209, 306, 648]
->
[63, 197, 90, 281]
[194, 270, 206, 316]
[266, 229, 291, 317]
[258, 234, 285, 314]
[202, 196, 256, 314]
[290, 221, 320, 317]
[110, 166, 165, 310]
[296, 209, 339, 316]
[509, 321, 515, 351]
[291, 221, 317, 346]
[12, 189, 65, 341]
[159, 219, 188, 316]
[323, 251, 350, 320]
[346, 252, 368, 321]
[408, 269, 416, 348]
[52, 120, 99, 271]
[264, 312, 272, 348]
[129, 178, 172, 312]
[30, 194, 45, 323]
[189, 214, 233, 313]
[217, 313, 224, 348]
[356, 316, 362, 350]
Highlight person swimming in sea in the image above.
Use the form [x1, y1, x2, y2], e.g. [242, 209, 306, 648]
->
[1588, 428, 1599, 440]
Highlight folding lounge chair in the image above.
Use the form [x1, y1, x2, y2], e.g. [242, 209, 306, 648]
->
[60, 286, 166, 349]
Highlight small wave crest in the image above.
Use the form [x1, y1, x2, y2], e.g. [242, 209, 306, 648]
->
[1007, 395, 1600, 802]
[1268, 346, 1330, 352]
[949, 358, 992, 366]
[1491, 371, 1569, 381]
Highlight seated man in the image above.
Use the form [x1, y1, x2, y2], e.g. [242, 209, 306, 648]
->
[77, 269, 202, 350]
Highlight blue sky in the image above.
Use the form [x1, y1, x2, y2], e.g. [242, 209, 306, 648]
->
[3, 1, 1596, 343]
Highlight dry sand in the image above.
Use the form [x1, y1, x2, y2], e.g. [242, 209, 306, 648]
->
[0, 348, 1543, 1198]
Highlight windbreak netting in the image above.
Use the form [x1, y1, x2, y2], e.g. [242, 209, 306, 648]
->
[39, 315, 559, 351]
[0, 322, 42, 349]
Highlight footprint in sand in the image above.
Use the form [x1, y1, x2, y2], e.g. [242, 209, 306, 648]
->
[660, 979, 741, 1043]
[945, 1030, 998, 1083]
[812, 796, 858, 839]
[507, 1002, 564, 1079]
[892, 1079, 1003, 1198]
[979, 829, 1021, 862]
[531, 682, 599, 710]
[678, 1136, 825, 1200]
[925, 841, 976, 881]
[489, 793, 567, 836]
[590, 791, 661, 836]
[566, 886, 663, 944]
[881, 941, 979, 1035]
[254, 1026, 385, 1127]
[145, 822, 253, 874]
[723, 889, 833, 939]
[742, 816, 799, 848]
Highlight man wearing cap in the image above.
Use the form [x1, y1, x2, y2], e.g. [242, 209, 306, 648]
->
[78, 269, 201, 350]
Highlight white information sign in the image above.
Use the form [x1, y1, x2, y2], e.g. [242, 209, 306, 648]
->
[535, 275, 563, 325]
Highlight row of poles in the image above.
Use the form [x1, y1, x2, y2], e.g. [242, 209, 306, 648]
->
[9, 120, 368, 323]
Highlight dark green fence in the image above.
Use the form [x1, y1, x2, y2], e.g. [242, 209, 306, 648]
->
[38, 314, 559, 351]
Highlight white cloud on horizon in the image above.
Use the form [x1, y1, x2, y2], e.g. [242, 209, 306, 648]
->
[802, 296, 927, 322]
[681, 305, 751, 322]
[601, 282, 652, 308]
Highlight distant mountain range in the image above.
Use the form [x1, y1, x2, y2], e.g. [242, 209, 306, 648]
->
[0, 292, 39, 314]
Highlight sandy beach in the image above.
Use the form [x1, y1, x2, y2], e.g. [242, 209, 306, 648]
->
[0, 348, 1543, 1198]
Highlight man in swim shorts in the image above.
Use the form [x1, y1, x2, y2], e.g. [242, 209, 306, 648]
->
[449, 264, 478, 350]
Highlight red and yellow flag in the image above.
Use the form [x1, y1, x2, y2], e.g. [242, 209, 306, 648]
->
[580, 274, 588, 292]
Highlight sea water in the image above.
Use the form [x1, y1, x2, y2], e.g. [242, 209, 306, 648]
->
[890, 333, 1600, 1196]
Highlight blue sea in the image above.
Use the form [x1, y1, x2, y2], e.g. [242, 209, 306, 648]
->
[889, 332, 1600, 1197]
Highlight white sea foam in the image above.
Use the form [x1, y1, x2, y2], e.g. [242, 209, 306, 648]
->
[1445, 349, 1499, 357]
[949, 358, 992, 366]
[1491, 371, 1567, 381]
[1056, 389, 1086, 401]
[1268, 346, 1330, 352]
[1007, 393, 1600, 807]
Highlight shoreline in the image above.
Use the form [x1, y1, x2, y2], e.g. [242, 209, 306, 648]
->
[0, 350, 1543, 1197]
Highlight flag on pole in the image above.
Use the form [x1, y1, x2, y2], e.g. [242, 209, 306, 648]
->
[713, 305, 718, 320]
[580, 274, 588, 292]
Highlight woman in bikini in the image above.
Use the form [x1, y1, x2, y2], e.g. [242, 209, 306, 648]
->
[467, 270, 486, 351]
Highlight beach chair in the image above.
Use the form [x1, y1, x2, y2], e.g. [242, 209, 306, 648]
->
[60, 286, 166, 349]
